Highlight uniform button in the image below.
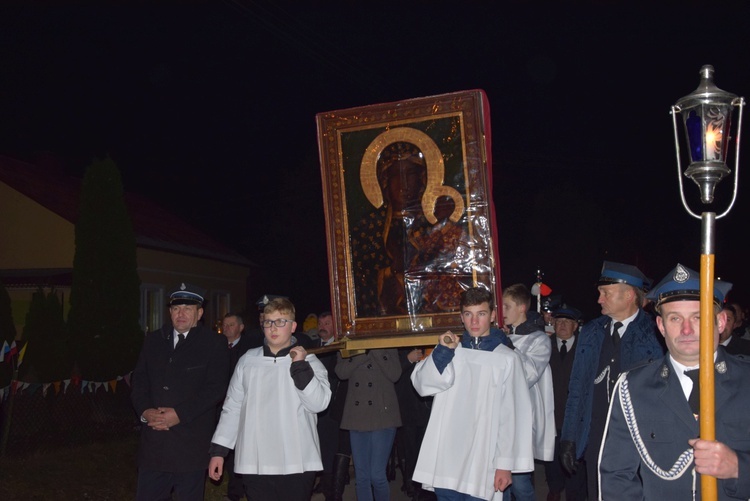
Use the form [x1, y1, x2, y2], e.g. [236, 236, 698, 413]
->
[355, 382, 359, 387]
[382, 356, 388, 360]
[163, 386, 169, 390]
[650, 432, 655, 439]
[367, 364, 372, 369]
[368, 400, 372, 405]
[611, 358, 615, 362]
[368, 382, 373, 387]
[355, 401, 359, 406]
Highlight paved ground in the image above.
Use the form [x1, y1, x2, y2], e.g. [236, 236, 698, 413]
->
[311, 461, 552, 500]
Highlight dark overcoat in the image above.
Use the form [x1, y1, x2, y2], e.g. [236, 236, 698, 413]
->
[131, 323, 229, 472]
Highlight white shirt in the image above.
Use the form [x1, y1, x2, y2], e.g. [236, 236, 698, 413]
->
[557, 335, 576, 351]
[173, 329, 188, 348]
[669, 352, 717, 401]
[613, 310, 639, 339]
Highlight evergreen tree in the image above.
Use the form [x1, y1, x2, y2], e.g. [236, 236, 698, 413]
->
[18, 288, 71, 383]
[0, 280, 16, 388]
[68, 157, 142, 381]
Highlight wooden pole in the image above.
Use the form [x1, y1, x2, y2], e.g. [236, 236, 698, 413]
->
[699, 213, 717, 501]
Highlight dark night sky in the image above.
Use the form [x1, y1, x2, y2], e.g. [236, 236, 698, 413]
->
[2, 2, 749, 320]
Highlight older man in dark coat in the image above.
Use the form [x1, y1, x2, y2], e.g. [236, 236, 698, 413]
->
[545, 307, 587, 501]
[131, 283, 229, 501]
[560, 261, 664, 500]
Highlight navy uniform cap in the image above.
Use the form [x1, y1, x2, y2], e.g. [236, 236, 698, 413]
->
[542, 295, 563, 312]
[169, 282, 206, 306]
[553, 307, 582, 321]
[256, 294, 288, 310]
[597, 261, 649, 290]
[646, 263, 732, 309]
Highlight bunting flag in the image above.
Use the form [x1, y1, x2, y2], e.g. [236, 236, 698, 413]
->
[17, 342, 28, 366]
[0, 370, 135, 397]
[7, 341, 18, 358]
[1, 340, 8, 362]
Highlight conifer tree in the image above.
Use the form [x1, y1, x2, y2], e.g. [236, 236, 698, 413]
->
[68, 157, 142, 381]
[19, 288, 71, 382]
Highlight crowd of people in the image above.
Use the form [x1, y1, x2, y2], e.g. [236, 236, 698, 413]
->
[128, 259, 750, 501]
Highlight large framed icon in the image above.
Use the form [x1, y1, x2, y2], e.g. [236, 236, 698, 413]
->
[316, 90, 502, 339]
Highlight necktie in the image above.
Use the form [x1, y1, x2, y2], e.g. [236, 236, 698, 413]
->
[560, 340, 568, 360]
[684, 369, 700, 416]
[228, 342, 235, 349]
[612, 321, 623, 350]
[175, 333, 185, 349]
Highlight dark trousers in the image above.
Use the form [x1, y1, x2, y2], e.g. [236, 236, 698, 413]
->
[225, 449, 245, 501]
[544, 434, 587, 501]
[318, 412, 340, 473]
[242, 471, 316, 501]
[396, 423, 427, 486]
[136, 468, 205, 501]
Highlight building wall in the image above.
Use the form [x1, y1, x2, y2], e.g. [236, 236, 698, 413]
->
[136, 247, 250, 332]
[0, 182, 75, 268]
[1, 181, 251, 337]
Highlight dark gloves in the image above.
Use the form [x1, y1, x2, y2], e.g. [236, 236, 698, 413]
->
[560, 440, 578, 475]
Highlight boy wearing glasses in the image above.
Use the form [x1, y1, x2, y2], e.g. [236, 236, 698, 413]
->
[208, 297, 332, 499]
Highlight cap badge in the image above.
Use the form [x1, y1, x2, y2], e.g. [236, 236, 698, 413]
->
[180, 283, 187, 291]
[716, 361, 727, 374]
[660, 365, 670, 378]
[673, 264, 690, 284]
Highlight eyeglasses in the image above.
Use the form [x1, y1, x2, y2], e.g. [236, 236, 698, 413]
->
[262, 318, 293, 329]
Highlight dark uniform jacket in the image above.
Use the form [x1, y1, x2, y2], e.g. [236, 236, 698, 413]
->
[131, 323, 229, 472]
[549, 334, 578, 431]
[561, 309, 663, 458]
[228, 333, 260, 372]
[600, 348, 750, 500]
[724, 335, 750, 358]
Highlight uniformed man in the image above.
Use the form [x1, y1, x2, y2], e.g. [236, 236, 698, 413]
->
[131, 283, 230, 501]
[599, 264, 750, 500]
[719, 304, 750, 358]
[545, 307, 587, 501]
[560, 261, 664, 500]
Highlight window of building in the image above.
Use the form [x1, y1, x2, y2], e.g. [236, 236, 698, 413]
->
[141, 284, 164, 333]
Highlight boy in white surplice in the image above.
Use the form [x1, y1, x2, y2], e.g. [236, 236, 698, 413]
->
[411, 287, 534, 501]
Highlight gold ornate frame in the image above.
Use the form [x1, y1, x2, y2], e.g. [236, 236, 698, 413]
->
[316, 90, 502, 339]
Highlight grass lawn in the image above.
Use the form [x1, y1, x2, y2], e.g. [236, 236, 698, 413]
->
[0, 433, 229, 500]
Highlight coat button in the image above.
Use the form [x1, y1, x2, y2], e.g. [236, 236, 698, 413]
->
[163, 386, 169, 390]
[355, 401, 359, 406]
[368, 382, 373, 387]
[368, 400, 372, 405]
[367, 364, 372, 369]
[650, 432, 655, 439]
[382, 356, 388, 360]
[355, 382, 359, 387]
